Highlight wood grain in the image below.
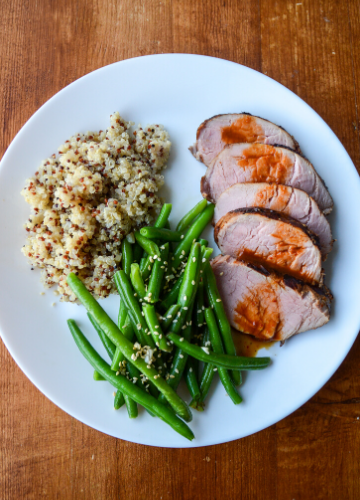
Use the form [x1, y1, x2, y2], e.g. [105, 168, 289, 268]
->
[1, 0, 360, 498]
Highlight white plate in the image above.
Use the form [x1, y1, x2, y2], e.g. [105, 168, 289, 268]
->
[1, 54, 360, 448]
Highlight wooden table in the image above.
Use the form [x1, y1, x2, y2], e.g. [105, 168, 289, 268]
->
[1, 0, 360, 498]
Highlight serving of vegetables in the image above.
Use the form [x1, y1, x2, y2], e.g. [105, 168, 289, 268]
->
[66, 201, 271, 441]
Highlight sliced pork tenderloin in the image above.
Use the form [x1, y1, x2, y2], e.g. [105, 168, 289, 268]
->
[214, 183, 333, 258]
[211, 255, 331, 341]
[189, 113, 299, 166]
[214, 208, 322, 285]
[201, 143, 333, 213]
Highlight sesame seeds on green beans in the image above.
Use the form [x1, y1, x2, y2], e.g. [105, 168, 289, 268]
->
[66, 272, 192, 423]
[67, 319, 194, 440]
[166, 332, 271, 371]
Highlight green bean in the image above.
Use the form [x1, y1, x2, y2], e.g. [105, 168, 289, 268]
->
[198, 238, 208, 246]
[134, 232, 160, 257]
[124, 395, 138, 418]
[88, 313, 116, 360]
[172, 204, 214, 270]
[169, 243, 201, 334]
[143, 304, 172, 353]
[114, 271, 155, 348]
[138, 204, 171, 279]
[146, 243, 169, 303]
[139, 257, 148, 274]
[111, 347, 124, 371]
[201, 246, 213, 263]
[66, 273, 192, 422]
[205, 308, 242, 405]
[161, 304, 180, 331]
[133, 242, 143, 264]
[203, 261, 240, 385]
[185, 357, 201, 402]
[190, 362, 215, 411]
[159, 306, 194, 402]
[140, 227, 182, 242]
[93, 371, 105, 381]
[159, 274, 184, 311]
[114, 390, 125, 409]
[176, 199, 208, 232]
[67, 319, 194, 440]
[130, 263, 147, 299]
[164, 220, 171, 230]
[118, 300, 128, 332]
[155, 203, 172, 228]
[111, 320, 134, 371]
[121, 238, 133, 278]
[190, 327, 215, 410]
[167, 333, 270, 370]
[195, 279, 205, 329]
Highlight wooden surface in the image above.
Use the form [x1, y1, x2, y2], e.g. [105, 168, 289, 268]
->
[1, 0, 360, 498]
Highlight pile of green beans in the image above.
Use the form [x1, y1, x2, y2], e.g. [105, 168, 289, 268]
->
[65, 199, 271, 441]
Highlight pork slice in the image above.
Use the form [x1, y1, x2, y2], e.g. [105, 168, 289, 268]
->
[189, 113, 299, 166]
[201, 143, 333, 213]
[211, 255, 331, 341]
[214, 183, 333, 258]
[214, 208, 322, 285]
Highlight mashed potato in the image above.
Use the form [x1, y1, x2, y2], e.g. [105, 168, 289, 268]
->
[21, 112, 171, 301]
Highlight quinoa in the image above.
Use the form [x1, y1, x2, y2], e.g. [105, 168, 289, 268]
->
[21, 112, 171, 301]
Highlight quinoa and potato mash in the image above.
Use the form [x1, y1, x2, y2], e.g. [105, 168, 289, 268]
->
[21, 112, 171, 301]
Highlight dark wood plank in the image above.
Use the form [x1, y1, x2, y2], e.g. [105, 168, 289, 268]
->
[1, 0, 360, 499]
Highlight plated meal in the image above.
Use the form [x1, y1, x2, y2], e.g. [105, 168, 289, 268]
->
[19, 108, 334, 440]
[1, 55, 360, 447]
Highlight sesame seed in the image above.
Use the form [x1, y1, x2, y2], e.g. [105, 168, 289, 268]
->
[155, 325, 159, 329]
[183, 306, 188, 310]
[175, 368, 179, 374]
[116, 371, 119, 376]
[131, 354, 136, 360]
[180, 235, 184, 239]
[202, 258, 206, 263]
[189, 367, 193, 373]
[137, 323, 141, 330]
[216, 298, 222, 302]
[180, 337, 184, 342]
[170, 375, 175, 379]
[148, 292, 152, 297]
[183, 295, 187, 301]
[192, 257, 196, 262]
[134, 293, 137, 296]
[167, 314, 172, 319]
[181, 250, 186, 255]
[220, 272, 224, 276]
[182, 325, 186, 330]
[148, 265, 151, 270]
[191, 280, 196, 285]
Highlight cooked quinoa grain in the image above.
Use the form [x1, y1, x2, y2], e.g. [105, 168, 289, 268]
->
[21, 112, 171, 301]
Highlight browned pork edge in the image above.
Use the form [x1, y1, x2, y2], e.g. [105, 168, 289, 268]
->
[214, 207, 321, 251]
[194, 112, 301, 153]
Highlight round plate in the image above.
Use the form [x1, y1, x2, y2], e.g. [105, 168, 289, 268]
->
[1, 54, 360, 448]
